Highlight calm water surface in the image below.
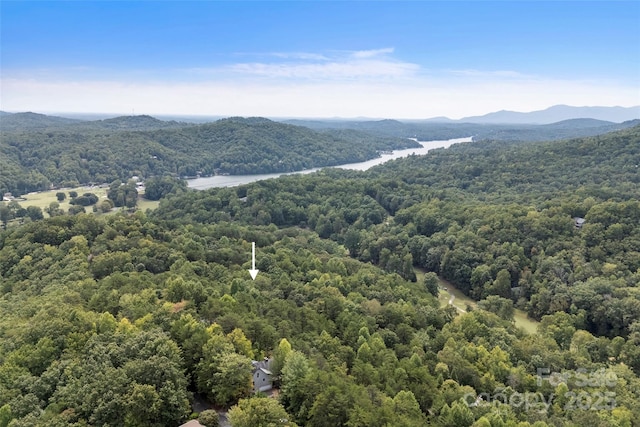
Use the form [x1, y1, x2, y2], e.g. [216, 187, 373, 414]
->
[187, 136, 471, 190]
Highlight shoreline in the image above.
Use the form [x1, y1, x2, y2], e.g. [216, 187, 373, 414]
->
[187, 136, 472, 190]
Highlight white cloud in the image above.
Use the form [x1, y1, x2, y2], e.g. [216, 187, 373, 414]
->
[270, 52, 330, 61]
[350, 47, 395, 59]
[227, 58, 419, 80]
[223, 47, 417, 80]
[447, 69, 531, 79]
[2, 48, 638, 119]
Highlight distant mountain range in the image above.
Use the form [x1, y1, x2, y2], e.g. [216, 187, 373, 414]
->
[2, 105, 639, 126]
[2, 108, 638, 143]
[454, 105, 640, 124]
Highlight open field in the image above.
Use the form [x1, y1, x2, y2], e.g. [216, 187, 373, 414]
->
[9, 186, 159, 215]
[17, 185, 109, 211]
[137, 198, 160, 211]
[415, 267, 539, 334]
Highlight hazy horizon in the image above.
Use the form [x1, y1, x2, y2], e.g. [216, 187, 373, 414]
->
[2, 2, 639, 119]
[3, 104, 639, 124]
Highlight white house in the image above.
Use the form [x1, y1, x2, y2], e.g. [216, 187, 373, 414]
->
[251, 357, 274, 393]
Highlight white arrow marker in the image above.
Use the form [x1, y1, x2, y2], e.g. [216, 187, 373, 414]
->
[248, 242, 259, 280]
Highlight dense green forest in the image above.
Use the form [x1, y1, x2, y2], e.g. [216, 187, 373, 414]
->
[154, 125, 640, 336]
[1, 125, 639, 426]
[0, 115, 418, 196]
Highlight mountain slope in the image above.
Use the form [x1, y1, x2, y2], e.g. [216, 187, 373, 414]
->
[469, 118, 637, 142]
[0, 112, 84, 131]
[152, 124, 640, 339]
[369, 124, 640, 201]
[0, 112, 193, 132]
[283, 118, 480, 140]
[0, 117, 418, 195]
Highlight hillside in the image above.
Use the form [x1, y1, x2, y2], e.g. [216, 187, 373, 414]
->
[283, 118, 479, 140]
[154, 125, 640, 337]
[369, 124, 640, 202]
[0, 112, 84, 131]
[78, 115, 192, 131]
[1, 125, 640, 426]
[0, 116, 418, 195]
[468, 118, 638, 143]
[0, 112, 194, 132]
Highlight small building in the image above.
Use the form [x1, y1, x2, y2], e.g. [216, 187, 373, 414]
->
[179, 420, 205, 427]
[574, 217, 586, 229]
[252, 357, 274, 393]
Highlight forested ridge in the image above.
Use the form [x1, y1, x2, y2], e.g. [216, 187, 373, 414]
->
[0, 112, 195, 132]
[0, 115, 418, 196]
[284, 117, 639, 143]
[1, 125, 640, 426]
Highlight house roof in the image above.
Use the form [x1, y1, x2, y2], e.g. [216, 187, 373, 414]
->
[251, 357, 273, 375]
[179, 420, 205, 427]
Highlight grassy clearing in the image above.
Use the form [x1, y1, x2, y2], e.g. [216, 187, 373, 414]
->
[415, 267, 539, 334]
[137, 199, 160, 211]
[513, 310, 538, 334]
[17, 185, 109, 212]
[14, 186, 159, 215]
[440, 278, 475, 313]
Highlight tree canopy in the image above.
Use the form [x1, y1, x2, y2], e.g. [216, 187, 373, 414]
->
[1, 124, 639, 426]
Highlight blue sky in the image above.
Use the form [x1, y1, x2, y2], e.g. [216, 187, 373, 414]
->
[1, 1, 639, 118]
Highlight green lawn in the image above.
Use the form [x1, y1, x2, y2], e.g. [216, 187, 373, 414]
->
[415, 267, 539, 334]
[15, 186, 159, 215]
[513, 308, 539, 334]
[137, 198, 160, 211]
[18, 186, 109, 212]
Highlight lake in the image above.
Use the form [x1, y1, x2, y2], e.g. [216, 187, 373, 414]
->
[187, 136, 472, 190]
